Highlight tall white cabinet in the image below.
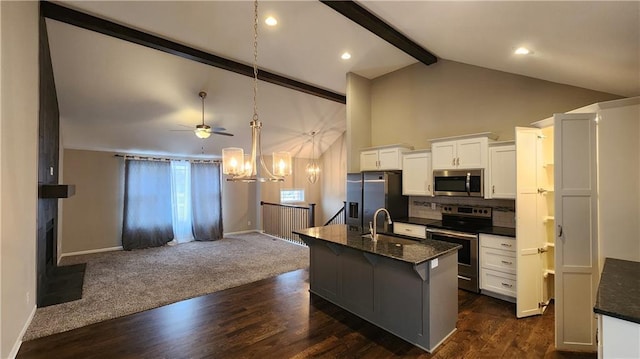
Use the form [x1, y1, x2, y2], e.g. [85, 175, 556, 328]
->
[515, 126, 555, 318]
[516, 97, 640, 353]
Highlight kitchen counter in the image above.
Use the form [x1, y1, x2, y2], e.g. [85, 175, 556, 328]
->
[593, 257, 640, 358]
[294, 224, 460, 352]
[594, 258, 640, 324]
[294, 224, 460, 264]
[397, 216, 516, 238]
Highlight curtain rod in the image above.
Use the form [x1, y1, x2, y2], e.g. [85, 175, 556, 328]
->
[113, 154, 221, 163]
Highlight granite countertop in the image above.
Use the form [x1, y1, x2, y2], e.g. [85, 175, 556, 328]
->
[593, 258, 640, 324]
[293, 224, 461, 265]
[396, 217, 517, 238]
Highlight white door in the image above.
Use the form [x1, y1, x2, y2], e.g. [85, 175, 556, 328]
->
[515, 127, 544, 318]
[489, 145, 516, 199]
[378, 148, 401, 170]
[431, 141, 457, 169]
[402, 152, 432, 196]
[554, 113, 598, 351]
[360, 150, 379, 171]
[456, 137, 487, 169]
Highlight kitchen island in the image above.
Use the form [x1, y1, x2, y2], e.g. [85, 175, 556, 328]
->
[294, 224, 461, 352]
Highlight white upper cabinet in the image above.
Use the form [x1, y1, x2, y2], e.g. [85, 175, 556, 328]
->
[488, 143, 516, 199]
[431, 134, 490, 170]
[402, 150, 432, 196]
[360, 145, 412, 171]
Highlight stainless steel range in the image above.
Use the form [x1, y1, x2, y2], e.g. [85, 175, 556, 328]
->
[425, 205, 492, 293]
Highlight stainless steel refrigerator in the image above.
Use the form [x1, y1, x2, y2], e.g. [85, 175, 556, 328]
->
[346, 171, 408, 233]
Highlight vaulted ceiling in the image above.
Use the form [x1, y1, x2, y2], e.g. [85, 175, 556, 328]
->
[46, 1, 639, 159]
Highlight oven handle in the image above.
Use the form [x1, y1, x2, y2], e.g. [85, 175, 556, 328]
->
[426, 228, 478, 240]
[466, 172, 471, 196]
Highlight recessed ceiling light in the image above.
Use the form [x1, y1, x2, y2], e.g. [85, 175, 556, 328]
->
[514, 47, 532, 55]
[341, 52, 352, 60]
[265, 16, 277, 26]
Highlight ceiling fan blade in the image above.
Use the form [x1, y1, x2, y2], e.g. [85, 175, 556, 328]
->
[212, 131, 234, 136]
[169, 129, 196, 132]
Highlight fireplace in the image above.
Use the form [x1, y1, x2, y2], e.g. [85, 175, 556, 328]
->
[37, 211, 86, 307]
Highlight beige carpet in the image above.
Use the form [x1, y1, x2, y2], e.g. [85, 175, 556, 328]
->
[24, 232, 309, 341]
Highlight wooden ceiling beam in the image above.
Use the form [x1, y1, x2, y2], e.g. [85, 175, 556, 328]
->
[40, 1, 346, 104]
[321, 0, 438, 66]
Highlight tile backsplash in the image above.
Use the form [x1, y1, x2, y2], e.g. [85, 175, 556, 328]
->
[409, 196, 516, 228]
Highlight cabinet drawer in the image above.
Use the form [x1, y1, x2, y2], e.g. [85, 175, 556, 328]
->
[393, 223, 426, 239]
[481, 269, 516, 297]
[480, 234, 515, 252]
[480, 247, 516, 274]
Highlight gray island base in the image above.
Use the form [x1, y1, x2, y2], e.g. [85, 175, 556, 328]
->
[294, 224, 461, 353]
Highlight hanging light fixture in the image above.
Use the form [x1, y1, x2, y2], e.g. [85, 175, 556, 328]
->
[222, 0, 291, 182]
[306, 131, 320, 184]
[195, 91, 211, 139]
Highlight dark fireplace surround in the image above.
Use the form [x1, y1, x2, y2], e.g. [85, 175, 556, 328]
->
[37, 11, 84, 307]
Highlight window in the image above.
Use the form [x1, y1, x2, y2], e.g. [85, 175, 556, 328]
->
[170, 161, 193, 242]
[280, 189, 305, 203]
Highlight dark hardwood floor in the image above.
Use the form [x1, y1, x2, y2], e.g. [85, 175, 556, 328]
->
[18, 269, 596, 359]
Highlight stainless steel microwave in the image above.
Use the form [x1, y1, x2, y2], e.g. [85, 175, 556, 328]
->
[433, 169, 484, 197]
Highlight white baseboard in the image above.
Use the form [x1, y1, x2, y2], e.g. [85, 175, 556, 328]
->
[9, 304, 36, 359]
[223, 229, 260, 236]
[59, 246, 123, 261]
[58, 232, 263, 259]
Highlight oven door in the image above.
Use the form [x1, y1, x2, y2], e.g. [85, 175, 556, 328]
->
[426, 228, 479, 292]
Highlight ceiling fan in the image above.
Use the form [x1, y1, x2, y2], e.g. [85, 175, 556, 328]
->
[172, 91, 234, 139]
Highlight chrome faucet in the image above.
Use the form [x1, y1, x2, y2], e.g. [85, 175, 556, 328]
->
[369, 208, 393, 241]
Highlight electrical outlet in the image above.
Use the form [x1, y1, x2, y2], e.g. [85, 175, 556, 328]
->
[26, 291, 30, 303]
[431, 203, 437, 210]
[248, 220, 252, 226]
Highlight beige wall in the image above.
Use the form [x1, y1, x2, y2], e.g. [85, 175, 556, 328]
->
[596, 102, 640, 264]
[346, 73, 372, 172]
[319, 133, 347, 224]
[61, 150, 124, 254]
[222, 179, 256, 233]
[370, 60, 620, 149]
[1, 1, 39, 357]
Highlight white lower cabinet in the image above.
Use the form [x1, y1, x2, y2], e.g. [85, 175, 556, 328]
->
[479, 234, 516, 301]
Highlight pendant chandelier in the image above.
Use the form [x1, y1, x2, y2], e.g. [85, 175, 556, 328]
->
[306, 131, 320, 184]
[221, 0, 291, 182]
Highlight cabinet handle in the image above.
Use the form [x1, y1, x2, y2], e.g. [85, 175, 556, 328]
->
[452, 158, 456, 166]
[492, 185, 495, 194]
[558, 225, 563, 237]
[501, 260, 513, 265]
[500, 243, 512, 248]
[456, 157, 460, 166]
[427, 184, 431, 192]
[501, 282, 513, 288]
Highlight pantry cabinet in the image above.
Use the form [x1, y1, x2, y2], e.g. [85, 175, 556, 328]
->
[401, 150, 432, 196]
[431, 136, 489, 170]
[360, 145, 412, 171]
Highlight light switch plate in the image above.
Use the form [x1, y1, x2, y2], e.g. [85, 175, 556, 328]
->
[431, 258, 438, 268]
